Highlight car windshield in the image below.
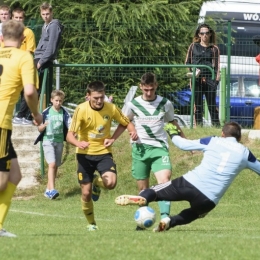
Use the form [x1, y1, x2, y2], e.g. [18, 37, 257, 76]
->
[218, 76, 260, 97]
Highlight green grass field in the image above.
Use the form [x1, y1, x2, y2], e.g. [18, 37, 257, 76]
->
[2, 127, 260, 260]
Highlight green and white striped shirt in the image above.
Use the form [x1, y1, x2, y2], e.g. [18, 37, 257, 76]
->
[125, 95, 175, 148]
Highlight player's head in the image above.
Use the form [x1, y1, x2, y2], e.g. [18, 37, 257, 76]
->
[222, 122, 242, 142]
[86, 81, 106, 110]
[12, 7, 26, 22]
[193, 23, 216, 45]
[40, 2, 53, 24]
[0, 4, 11, 22]
[50, 90, 65, 110]
[140, 72, 158, 101]
[2, 20, 24, 44]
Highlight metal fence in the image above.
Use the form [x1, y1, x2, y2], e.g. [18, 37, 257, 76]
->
[33, 19, 260, 128]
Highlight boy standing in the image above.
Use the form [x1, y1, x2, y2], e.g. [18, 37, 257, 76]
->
[34, 90, 71, 199]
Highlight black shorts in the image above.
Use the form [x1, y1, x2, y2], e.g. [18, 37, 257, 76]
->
[76, 153, 117, 184]
[152, 176, 216, 215]
[0, 128, 17, 171]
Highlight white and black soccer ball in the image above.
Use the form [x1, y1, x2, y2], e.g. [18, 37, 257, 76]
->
[134, 206, 156, 229]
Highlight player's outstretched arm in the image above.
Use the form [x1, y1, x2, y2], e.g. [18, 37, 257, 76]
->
[23, 83, 42, 125]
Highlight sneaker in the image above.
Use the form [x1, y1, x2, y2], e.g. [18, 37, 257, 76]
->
[44, 189, 59, 200]
[87, 224, 98, 231]
[12, 116, 23, 124]
[92, 174, 101, 201]
[136, 226, 145, 231]
[22, 118, 33, 125]
[115, 195, 147, 206]
[153, 217, 171, 232]
[0, 229, 17, 237]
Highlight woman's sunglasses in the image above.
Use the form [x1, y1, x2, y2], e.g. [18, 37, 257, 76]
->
[199, 32, 210, 36]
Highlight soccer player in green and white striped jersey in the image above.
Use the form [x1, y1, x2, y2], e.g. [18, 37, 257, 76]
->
[123, 72, 185, 230]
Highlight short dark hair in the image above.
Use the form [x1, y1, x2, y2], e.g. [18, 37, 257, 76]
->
[12, 7, 26, 18]
[222, 122, 242, 142]
[140, 72, 157, 85]
[86, 81, 105, 94]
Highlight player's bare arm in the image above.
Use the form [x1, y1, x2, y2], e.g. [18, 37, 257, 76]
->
[66, 131, 89, 150]
[127, 122, 138, 141]
[23, 83, 42, 125]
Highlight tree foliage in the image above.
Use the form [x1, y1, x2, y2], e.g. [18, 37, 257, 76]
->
[6, 0, 208, 104]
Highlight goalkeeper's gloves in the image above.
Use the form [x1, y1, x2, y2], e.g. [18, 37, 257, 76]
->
[164, 123, 181, 139]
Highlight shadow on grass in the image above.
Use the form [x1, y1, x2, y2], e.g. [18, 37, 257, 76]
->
[63, 186, 81, 198]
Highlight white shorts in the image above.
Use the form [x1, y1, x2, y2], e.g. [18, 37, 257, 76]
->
[42, 140, 64, 166]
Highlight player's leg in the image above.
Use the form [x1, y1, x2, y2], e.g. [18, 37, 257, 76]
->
[194, 81, 203, 126]
[204, 85, 220, 127]
[77, 154, 98, 231]
[152, 148, 172, 219]
[91, 153, 117, 201]
[151, 177, 216, 231]
[97, 153, 117, 189]
[0, 130, 21, 237]
[42, 141, 59, 199]
[115, 145, 151, 207]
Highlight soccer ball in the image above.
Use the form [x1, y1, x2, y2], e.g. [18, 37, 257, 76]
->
[134, 206, 156, 229]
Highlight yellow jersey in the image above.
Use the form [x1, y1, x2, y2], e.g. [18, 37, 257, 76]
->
[69, 101, 130, 155]
[20, 27, 36, 53]
[0, 47, 38, 130]
[1, 27, 36, 53]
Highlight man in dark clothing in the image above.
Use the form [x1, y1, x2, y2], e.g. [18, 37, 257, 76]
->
[13, 2, 63, 125]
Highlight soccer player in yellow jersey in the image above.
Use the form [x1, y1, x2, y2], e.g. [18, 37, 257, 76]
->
[0, 20, 42, 237]
[66, 81, 137, 231]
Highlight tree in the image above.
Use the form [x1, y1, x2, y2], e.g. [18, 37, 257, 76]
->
[6, 0, 207, 105]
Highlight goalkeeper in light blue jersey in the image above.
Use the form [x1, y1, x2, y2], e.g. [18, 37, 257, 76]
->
[115, 122, 260, 232]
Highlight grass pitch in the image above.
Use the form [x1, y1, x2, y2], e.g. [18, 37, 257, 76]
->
[2, 127, 260, 260]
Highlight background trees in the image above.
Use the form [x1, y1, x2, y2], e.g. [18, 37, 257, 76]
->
[6, 0, 208, 104]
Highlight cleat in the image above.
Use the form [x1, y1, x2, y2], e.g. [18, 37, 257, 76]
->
[92, 174, 101, 201]
[87, 224, 98, 231]
[153, 217, 171, 232]
[0, 229, 17, 238]
[115, 195, 147, 206]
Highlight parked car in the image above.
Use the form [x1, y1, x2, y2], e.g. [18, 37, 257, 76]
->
[169, 75, 260, 127]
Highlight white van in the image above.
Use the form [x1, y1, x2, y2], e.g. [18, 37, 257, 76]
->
[199, 0, 260, 75]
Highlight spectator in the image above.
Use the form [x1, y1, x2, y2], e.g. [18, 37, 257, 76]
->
[185, 23, 220, 127]
[12, 7, 37, 125]
[0, 4, 10, 37]
[34, 90, 71, 200]
[34, 2, 63, 91]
